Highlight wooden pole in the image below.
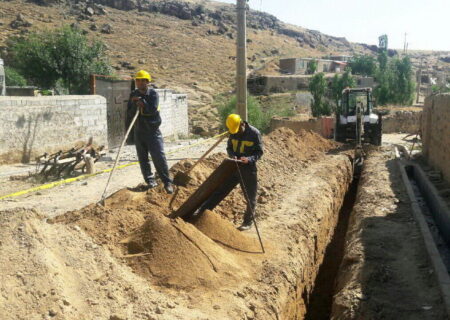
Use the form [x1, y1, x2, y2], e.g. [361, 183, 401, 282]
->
[236, 0, 248, 121]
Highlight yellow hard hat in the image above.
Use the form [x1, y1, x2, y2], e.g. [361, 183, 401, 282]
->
[135, 70, 151, 81]
[226, 114, 242, 134]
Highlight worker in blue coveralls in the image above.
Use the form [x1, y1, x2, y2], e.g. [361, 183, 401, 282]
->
[193, 114, 263, 231]
[127, 70, 173, 194]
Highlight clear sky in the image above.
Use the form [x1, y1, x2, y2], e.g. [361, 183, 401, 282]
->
[218, 0, 450, 51]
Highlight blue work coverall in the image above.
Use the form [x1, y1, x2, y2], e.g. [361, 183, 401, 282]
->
[127, 87, 172, 185]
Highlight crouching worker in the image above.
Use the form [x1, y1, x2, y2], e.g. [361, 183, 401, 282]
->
[194, 114, 263, 231]
[127, 70, 173, 194]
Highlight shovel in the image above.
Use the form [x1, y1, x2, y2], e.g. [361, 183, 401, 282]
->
[173, 133, 227, 187]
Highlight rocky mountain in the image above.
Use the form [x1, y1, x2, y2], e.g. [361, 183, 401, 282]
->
[1, 0, 447, 134]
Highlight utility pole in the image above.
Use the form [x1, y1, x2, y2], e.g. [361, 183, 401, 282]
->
[403, 33, 407, 55]
[236, 0, 248, 121]
[416, 56, 422, 103]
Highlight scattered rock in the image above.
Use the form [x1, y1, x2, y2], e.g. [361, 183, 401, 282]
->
[120, 61, 135, 70]
[48, 309, 57, 317]
[154, 306, 164, 314]
[85, 7, 95, 16]
[138, 58, 146, 64]
[10, 14, 32, 29]
[101, 23, 113, 34]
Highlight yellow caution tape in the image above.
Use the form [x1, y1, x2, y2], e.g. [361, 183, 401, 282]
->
[0, 131, 228, 201]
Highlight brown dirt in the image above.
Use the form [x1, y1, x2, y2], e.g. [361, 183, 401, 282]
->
[50, 128, 339, 291]
[332, 150, 446, 319]
[2, 129, 445, 320]
[193, 210, 261, 253]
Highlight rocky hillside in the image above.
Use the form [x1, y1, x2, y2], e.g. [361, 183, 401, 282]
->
[1, 0, 444, 134]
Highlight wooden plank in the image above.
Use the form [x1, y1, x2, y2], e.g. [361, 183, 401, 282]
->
[171, 159, 237, 219]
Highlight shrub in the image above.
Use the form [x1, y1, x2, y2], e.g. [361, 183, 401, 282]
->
[9, 25, 112, 94]
[4, 66, 27, 86]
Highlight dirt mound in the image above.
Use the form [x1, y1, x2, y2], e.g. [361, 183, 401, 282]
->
[0, 208, 202, 320]
[122, 209, 255, 289]
[51, 127, 336, 290]
[193, 210, 262, 253]
[53, 185, 257, 289]
[208, 128, 339, 222]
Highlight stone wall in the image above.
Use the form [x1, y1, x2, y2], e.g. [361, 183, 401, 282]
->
[0, 95, 107, 164]
[382, 110, 422, 134]
[422, 94, 450, 183]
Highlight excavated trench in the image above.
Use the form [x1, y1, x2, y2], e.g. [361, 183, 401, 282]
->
[281, 159, 361, 320]
[304, 176, 359, 320]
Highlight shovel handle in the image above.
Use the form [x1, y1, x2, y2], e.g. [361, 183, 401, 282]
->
[185, 134, 228, 175]
[169, 133, 227, 211]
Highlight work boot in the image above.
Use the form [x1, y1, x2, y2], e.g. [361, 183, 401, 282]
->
[237, 221, 253, 231]
[147, 178, 158, 189]
[164, 182, 174, 194]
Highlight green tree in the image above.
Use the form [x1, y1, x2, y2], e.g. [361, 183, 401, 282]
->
[309, 73, 331, 117]
[218, 95, 270, 132]
[307, 59, 318, 75]
[349, 55, 377, 76]
[374, 70, 392, 105]
[374, 56, 415, 105]
[217, 93, 295, 133]
[331, 69, 356, 111]
[4, 66, 27, 86]
[9, 25, 112, 94]
[390, 56, 415, 104]
[377, 50, 388, 71]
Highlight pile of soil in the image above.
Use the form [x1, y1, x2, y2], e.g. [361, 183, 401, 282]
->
[0, 208, 202, 320]
[120, 209, 255, 289]
[50, 128, 338, 290]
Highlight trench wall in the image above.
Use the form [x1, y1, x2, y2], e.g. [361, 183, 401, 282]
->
[270, 110, 422, 139]
[269, 117, 334, 138]
[422, 94, 450, 183]
[0, 95, 107, 164]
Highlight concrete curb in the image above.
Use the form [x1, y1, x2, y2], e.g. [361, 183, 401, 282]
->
[398, 159, 450, 319]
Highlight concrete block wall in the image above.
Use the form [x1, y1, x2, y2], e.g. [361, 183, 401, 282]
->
[422, 94, 450, 183]
[0, 95, 107, 164]
[156, 89, 188, 139]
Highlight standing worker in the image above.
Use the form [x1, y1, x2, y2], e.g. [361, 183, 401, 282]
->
[193, 114, 263, 231]
[128, 70, 174, 194]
